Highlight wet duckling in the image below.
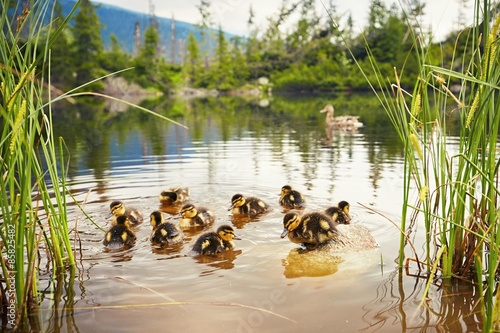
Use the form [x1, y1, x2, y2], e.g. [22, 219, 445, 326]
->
[324, 201, 351, 225]
[158, 187, 190, 205]
[179, 203, 215, 228]
[279, 185, 306, 209]
[190, 225, 240, 256]
[109, 200, 143, 226]
[103, 215, 136, 248]
[280, 211, 340, 249]
[149, 211, 184, 245]
[229, 193, 269, 216]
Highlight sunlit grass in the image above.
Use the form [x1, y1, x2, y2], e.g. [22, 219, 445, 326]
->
[352, 0, 500, 331]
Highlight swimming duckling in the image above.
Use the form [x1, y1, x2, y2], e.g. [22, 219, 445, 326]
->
[229, 194, 269, 216]
[109, 200, 143, 226]
[149, 211, 184, 245]
[280, 211, 340, 249]
[320, 104, 363, 131]
[324, 201, 351, 225]
[190, 225, 240, 256]
[179, 203, 215, 228]
[158, 187, 190, 205]
[103, 215, 136, 248]
[279, 185, 306, 209]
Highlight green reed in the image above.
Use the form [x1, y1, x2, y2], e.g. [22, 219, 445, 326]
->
[354, 0, 499, 330]
[0, 0, 81, 326]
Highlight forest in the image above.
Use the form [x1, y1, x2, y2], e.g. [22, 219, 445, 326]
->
[11, 0, 474, 95]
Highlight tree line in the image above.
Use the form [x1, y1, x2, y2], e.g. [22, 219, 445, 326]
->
[10, 0, 474, 95]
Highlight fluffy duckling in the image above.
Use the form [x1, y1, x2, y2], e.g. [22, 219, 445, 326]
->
[109, 200, 143, 226]
[190, 225, 239, 256]
[103, 215, 136, 248]
[280, 211, 340, 249]
[320, 104, 363, 131]
[279, 185, 306, 209]
[229, 194, 269, 216]
[158, 187, 190, 205]
[149, 211, 184, 245]
[179, 203, 215, 228]
[324, 201, 351, 225]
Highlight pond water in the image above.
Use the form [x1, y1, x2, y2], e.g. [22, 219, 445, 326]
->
[31, 93, 480, 332]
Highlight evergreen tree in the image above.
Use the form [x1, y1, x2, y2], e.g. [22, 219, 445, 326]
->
[101, 34, 131, 73]
[71, 0, 104, 90]
[183, 32, 202, 86]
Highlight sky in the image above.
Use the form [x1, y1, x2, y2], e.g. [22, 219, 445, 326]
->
[94, 0, 475, 41]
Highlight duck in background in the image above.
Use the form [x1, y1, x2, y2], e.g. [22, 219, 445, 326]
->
[324, 201, 351, 225]
[158, 187, 190, 205]
[189, 225, 240, 256]
[279, 185, 306, 210]
[280, 211, 340, 250]
[149, 211, 184, 245]
[229, 193, 269, 216]
[320, 104, 363, 132]
[179, 203, 215, 229]
[109, 200, 143, 226]
[103, 215, 136, 249]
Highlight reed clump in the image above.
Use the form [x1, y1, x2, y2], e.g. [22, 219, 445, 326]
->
[0, 0, 81, 328]
[357, 0, 500, 331]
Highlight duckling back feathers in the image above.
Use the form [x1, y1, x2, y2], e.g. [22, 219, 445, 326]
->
[230, 194, 269, 216]
[103, 215, 136, 248]
[149, 211, 184, 245]
[279, 185, 306, 209]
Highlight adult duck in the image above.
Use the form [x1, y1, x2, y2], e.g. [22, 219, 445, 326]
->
[320, 104, 363, 131]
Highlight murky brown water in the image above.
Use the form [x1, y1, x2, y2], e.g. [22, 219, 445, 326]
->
[30, 94, 481, 332]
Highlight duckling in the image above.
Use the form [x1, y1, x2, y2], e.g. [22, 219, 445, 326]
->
[229, 194, 269, 216]
[109, 200, 143, 226]
[103, 215, 136, 248]
[324, 201, 351, 225]
[280, 211, 340, 249]
[179, 203, 215, 228]
[190, 225, 239, 256]
[279, 185, 306, 209]
[149, 211, 184, 245]
[320, 104, 363, 131]
[158, 187, 190, 205]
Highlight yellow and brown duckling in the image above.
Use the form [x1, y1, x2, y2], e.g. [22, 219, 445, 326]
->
[103, 215, 136, 248]
[189, 225, 240, 256]
[229, 193, 269, 216]
[280, 211, 340, 249]
[158, 187, 190, 205]
[324, 201, 351, 225]
[109, 200, 143, 226]
[150, 211, 184, 245]
[179, 203, 215, 228]
[279, 185, 306, 209]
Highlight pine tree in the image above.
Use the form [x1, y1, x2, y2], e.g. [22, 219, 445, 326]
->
[71, 0, 104, 90]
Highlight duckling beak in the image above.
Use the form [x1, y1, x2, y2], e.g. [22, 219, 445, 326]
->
[233, 235, 242, 240]
[227, 204, 234, 211]
[106, 211, 113, 218]
[280, 229, 289, 238]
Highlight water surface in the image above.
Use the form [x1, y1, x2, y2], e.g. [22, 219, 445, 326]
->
[32, 93, 480, 332]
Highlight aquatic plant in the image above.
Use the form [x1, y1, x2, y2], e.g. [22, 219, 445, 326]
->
[349, 0, 500, 331]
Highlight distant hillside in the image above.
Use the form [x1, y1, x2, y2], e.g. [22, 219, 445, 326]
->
[57, 0, 236, 63]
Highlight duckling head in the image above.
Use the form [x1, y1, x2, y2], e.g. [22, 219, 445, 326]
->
[280, 185, 292, 196]
[150, 210, 164, 229]
[180, 203, 198, 218]
[217, 225, 240, 241]
[228, 194, 245, 210]
[160, 191, 178, 202]
[281, 212, 301, 238]
[109, 201, 126, 216]
[338, 201, 350, 214]
[115, 215, 132, 228]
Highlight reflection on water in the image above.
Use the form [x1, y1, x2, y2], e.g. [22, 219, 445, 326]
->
[361, 269, 483, 332]
[21, 93, 475, 332]
[282, 248, 343, 278]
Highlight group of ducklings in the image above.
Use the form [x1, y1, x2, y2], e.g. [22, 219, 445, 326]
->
[103, 185, 351, 255]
